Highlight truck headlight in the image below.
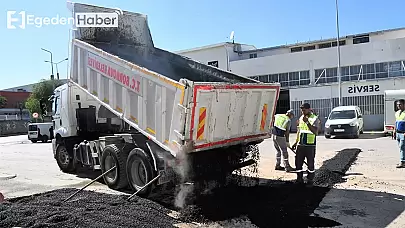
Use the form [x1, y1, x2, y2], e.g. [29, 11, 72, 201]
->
[325, 123, 330, 128]
[349, 122, 356, 127]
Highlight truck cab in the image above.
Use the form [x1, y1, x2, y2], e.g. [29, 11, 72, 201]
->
[384, 89, 405, 135]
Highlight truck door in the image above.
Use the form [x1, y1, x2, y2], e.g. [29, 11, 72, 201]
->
[52, 90, 62, 132]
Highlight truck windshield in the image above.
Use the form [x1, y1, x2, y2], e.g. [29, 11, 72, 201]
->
[329, 110, 356, 120]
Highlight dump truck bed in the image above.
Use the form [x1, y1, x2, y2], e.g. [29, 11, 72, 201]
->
[68, 2, 280, 156]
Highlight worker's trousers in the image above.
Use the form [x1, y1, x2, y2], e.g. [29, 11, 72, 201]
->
[273, 135, 290, 166]
[397, 133, 405, 162]
[295, 145, 316, 181]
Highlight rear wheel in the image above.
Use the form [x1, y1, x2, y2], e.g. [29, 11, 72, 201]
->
[126, 148, 155, 197]
[31, 140, 37, 143]
[101, 145, 128, 190]
[55, 143, 75, 173]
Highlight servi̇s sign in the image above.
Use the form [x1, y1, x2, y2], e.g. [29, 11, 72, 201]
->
[347, 84, 380, 94]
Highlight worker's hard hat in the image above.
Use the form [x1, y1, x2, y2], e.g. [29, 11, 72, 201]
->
[286, 109, 294, 115]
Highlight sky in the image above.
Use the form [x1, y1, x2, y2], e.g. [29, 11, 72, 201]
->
[0, 0, 404, 90]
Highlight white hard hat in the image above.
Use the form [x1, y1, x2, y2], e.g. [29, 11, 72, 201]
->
[286, 109, 294, 115]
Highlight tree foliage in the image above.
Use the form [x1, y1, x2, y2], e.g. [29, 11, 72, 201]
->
[25, 79, 64, 117]
[25, 96, 41, 116]
[0, 96, 7, 108]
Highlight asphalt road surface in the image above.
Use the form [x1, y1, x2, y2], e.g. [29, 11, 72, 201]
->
[1, 133, 404, 227]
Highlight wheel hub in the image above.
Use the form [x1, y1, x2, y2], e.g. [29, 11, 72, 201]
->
[130, 160, 148, 187]
[105, 155, 117, 182]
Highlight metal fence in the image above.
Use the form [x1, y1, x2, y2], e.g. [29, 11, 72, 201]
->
[0, 115, 31, 121]
[290, 94, 384, 131]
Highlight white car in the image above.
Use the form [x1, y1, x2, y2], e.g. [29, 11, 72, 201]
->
[324, 106, 364, 139]
[28, 122, 54, 143]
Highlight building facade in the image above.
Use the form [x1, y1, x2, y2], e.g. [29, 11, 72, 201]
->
[176, 28, 405, 131]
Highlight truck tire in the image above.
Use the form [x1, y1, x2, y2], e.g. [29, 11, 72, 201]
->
[31, 140, 37, 143]
[101, 144, 128, 190]
[55, 143, 75, 173]
[126, 148, 155, 197]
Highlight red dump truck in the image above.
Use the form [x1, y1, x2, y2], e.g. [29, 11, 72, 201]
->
[51, 2, 280, 197]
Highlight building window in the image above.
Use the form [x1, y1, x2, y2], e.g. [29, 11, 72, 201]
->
[332, 40, 346, 46]
[208, 61, 219, 67]
[288, 72, 300, 86]
[353, 35, 370, 44]
[363, 63, 376, 80]
[375, 62, 388, 78]
[249, 53, 257, 58]
[349, 65, 361, 81]
[315, 69, 326, 84]
[341, 66, 350, 81]
[258, 75, 269, 82]
[388, 61, 404, 77]
[269, 74, 279, 83]
[325, 67, 338, 83]
[299, 71, 310, 85]
[318, 42, 332, 49]
[290, 47, 302, 53]
[303, 45, 315, 51]
[279, 73, 289, 87]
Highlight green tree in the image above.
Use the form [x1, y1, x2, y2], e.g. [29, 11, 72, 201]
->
[0, 96, 7, 108]
[25, 96, 41, 117]
[25, 79, 64, 117]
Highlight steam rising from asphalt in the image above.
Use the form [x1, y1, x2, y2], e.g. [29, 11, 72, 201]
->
[174, 142, 193, 209]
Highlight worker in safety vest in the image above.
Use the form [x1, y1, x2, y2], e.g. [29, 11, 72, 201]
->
[394, 99, 405, 168]
[272, 109, 295, 172]
[291, 103, 320, 185]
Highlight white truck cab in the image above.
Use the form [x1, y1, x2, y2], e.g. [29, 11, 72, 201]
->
[384, 89, 405, 135]
[324, 106, 364, 139]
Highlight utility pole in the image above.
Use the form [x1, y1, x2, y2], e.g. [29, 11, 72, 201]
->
[41, 48, 54, 80]
[335, 0, 342, 106]
[45, 58, 68, 80]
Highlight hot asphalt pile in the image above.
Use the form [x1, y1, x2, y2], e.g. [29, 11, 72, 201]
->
[178, 148, 361, 227]
[0, 188, 179, 228]
[313, 148, 362, 187]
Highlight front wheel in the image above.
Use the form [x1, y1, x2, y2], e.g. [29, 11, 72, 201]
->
[126, 148, 155, 197]
[325, 135, 331, 139]
[55, 144, 75, 173]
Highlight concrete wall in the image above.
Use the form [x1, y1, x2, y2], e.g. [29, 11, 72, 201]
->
[0, 120, 29, 136]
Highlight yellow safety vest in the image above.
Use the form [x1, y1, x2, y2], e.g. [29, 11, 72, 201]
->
[298, 113, 318, 145]
[395, 110, 405, 121]
[395, 110, 405, 132]
[274, 114, 290, 131]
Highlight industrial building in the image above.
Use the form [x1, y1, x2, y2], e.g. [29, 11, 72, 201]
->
[176, 27, 405, 131]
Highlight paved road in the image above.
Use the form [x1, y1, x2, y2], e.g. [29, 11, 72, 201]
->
[0, 135, 118, 198]
[313, 134, 405, 228]
[1, 134, 404, 227]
